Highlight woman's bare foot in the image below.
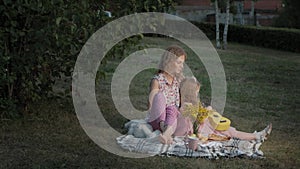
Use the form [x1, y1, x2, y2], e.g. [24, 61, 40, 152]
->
[166, 135, 174, 144]
[158, 134, 173, 144]
[158, 134, 168, 144]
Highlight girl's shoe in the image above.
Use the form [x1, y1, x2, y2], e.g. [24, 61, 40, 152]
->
[255, 123, 272, 142]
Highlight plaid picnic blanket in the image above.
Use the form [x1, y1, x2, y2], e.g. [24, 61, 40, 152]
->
[116, 135, 264, 159]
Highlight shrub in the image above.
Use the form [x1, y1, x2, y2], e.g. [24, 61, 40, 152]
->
[228, 25, 300, 53]
[0, 0, 109, 117]
[0, 0, 179, 118]
[191, 22, 300, 53]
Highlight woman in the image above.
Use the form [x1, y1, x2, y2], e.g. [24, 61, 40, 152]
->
[147, 45, 187, 144]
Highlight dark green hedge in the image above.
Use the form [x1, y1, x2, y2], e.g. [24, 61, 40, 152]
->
[0, 0, 108, 117]
[0, 0, 178, 118]
[191, 22, 300, 53]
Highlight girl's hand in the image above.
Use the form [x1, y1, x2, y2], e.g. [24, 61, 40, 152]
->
[197, 133, 208, 142]
[179, 102, 193, 112]
[183, 102, 193, 106]
[206, 106, 212, 110]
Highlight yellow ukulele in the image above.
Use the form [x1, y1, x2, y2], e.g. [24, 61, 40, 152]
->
[208, 111, 231, 131]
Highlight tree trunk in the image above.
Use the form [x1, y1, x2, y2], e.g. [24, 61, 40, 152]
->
[251, 0, 255, 25]
[223, 0, 230, 50]
[215, 0, 221, 49]
[236, 1, 244, 25]
[250, 0, 255, 17]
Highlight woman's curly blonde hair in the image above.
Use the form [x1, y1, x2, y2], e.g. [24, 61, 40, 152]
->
[158, 45, 187, 82]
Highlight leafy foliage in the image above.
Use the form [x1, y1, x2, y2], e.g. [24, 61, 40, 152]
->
[274, 0, 300, 29]
[106, 0, 178, 16]
[0, 0, 178, 118]
[0, 0, 111, 117]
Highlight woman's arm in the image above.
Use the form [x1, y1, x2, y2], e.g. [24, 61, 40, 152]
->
[148, 79, 159, 109]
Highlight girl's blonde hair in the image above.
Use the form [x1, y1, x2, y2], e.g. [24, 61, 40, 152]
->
[180, 77, 201, 106]
[158, 45, 187, 82]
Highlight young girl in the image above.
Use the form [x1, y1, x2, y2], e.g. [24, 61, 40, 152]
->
[179, 77, 272, 142]
[147, 45, 187, 144]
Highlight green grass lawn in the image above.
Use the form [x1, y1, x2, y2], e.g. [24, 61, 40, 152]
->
[1, 37, 299, 169]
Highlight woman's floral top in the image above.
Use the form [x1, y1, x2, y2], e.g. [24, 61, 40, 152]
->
[153, 73, 180, 107]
